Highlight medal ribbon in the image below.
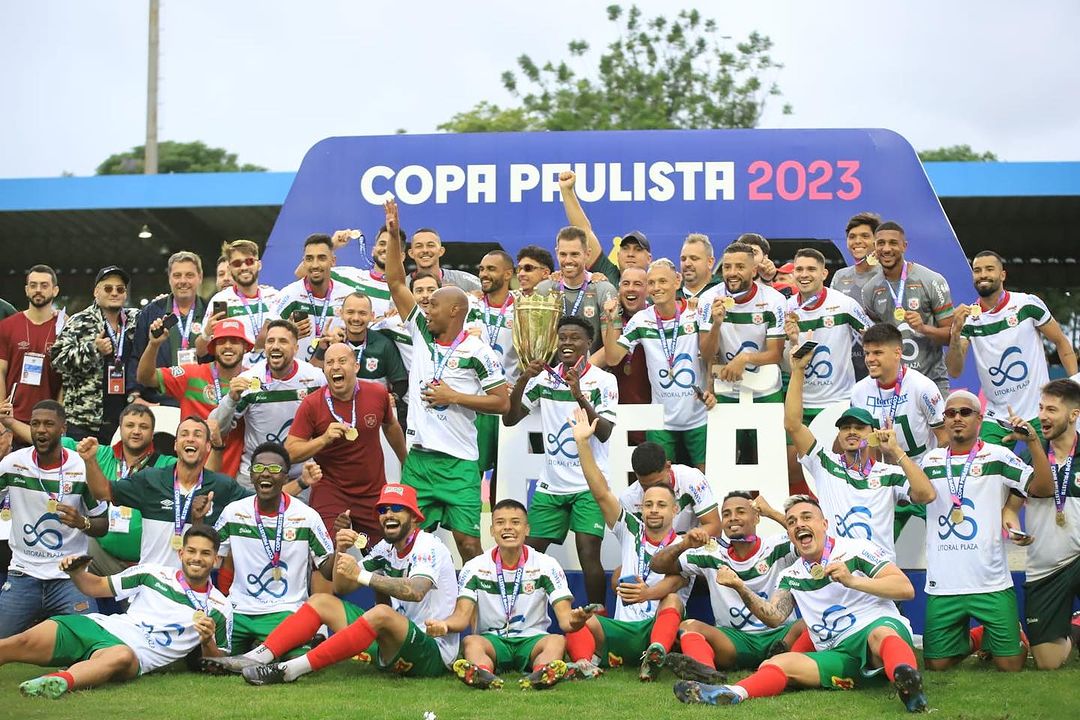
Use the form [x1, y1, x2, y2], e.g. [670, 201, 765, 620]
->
[102, 313, 126, 364]
[253, 495, 286, 574]
[875, 366, 906, 427]
[324, 383, 358, 429]
[172, 298, 195, 350]
[842, 443, 874, 477]
[33, 449, 68, 508]
[637, 527, 676, 582]
[432, 331, 468, 382]
[175, 570, 212, 615]
[560, 274, 591, 317]
[945, 440, 983, 511]
[482, 293, 512, 348]
[235, 286, 264, 338]
[797, 289, 824, 311]
[804, 536, 835, 575]
[884, 262, 910, 319]
[172, 469, 205, 541]
[495, 548, 526, 633]
[209, 363, 223, 403]
[1048, 433, 1077, 516]
[304, 278, 334, 336]
[654, 302, 684, 370]
[117, 449, 152, 479]
[544, 356, 585, 387]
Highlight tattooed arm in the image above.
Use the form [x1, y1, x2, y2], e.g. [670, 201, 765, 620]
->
[333, 552, 434, 601]
[715, 565, 795, 628]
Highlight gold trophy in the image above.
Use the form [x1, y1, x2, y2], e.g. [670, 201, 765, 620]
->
[512, 291, 563, 370]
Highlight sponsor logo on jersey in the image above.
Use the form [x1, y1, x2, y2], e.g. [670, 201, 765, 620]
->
[170, 367, 185, 377]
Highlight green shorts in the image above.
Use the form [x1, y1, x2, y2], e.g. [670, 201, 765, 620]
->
[806, 616, 913, 690]
[231, 611, 294, 654]
[596, 615, 654, 668]
[401, 448, 481, 537]
[48, 615, 126, 667]
[1024, 554, 1080, 646]
[924, 588, 1023, 659]
[483, 633, 545, 673]
[528, 490, 605, 542]
[718, 624, 792, 669]
[646, 426, 707, 467]
[341, 601, 446, 676]
[475, 414, 500, 473]
[980, 416, 1044, 449]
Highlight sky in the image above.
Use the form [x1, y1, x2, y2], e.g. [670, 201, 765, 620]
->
[3, 0, 1078, 178]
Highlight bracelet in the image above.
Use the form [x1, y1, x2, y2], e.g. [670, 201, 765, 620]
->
[82, 516, 92, 531]
[295, 475, 309, 491]
[356, 568, 373, 586]
[210, 444, 226, 451]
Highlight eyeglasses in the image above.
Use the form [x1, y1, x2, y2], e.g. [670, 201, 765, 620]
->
[101, 284, 127, 294]
[943, 407, 980, 419]
[517, 264, 543, 273]
[230, 257, 258, 268]
[377, 504, 407, 514]
[251, 463, 284, 474]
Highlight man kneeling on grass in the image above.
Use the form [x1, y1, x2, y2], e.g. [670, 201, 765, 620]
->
[425, 499, 594, 690]
[674, 494, 929, 714]
[203, 483, 460, 682]
[0, 525, 231, 698]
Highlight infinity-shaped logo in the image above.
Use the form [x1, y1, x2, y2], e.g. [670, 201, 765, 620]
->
[659, 352, 697, 389]
[811, 604, 856, 641]
[247, 561, 290, 598]
[140, 621, 185, 648]
[23, 514, 63, 550]
[264, 420, 294, 445]
[988, 346, 1027, 387]
[728, 591, 768, 629]
[546, 422, 579, 459]
[724, 341, 759, 364]
[806, 345, 833, 380]
[937, 497, 978, 540]
[834, 506, 873, 540]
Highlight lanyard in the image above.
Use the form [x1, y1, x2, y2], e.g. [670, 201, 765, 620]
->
[797, 289, 824, 312]
[102, 313, 126, 363]
[560, 274, 591, 317]
[945, 440, 983, 508]
[545, 356, 585, 387]
[654, 302, 683, 369]
[235, 287, 264, 338]
[352, 340, 367, 368]
[637, 528, 676, 582]
[495, 549, 525, 631]
[875, 366, 906, 426]
[304, 279, 334, 336]
[253, 495, 286, 571]
[884, 262, 910, 318]
[175, 570, 212, 615]
[117, 449, 152, 479]
[172, 298, 195, 350]
[33, 449, 68, 506]
[173, 469, 205, 540]
[432, 331, 468, 382]
[482, 293, 512, 348]
[209, 363, 224, 403]
[1049, 434, 1077, 516]
[841, 444, 874, 477]
[804, 536, 835, 575]
[324, 384, 358, 428]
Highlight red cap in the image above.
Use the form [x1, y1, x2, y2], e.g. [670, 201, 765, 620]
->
[376, 483, 425, 523]
[776, 262, 795, 274]
[208, 318, 253, 353]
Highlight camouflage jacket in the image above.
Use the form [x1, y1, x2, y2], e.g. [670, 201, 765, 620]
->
[50, 304, 140, 430]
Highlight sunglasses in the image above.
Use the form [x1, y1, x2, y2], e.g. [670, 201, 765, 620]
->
[943, 407, 980, 419]
[377, 504, 407, 514]
[230, 257, 258, 268]
[101, 284, 127, 294]
[517, 264, 544, 273]
[251, 463, 284, 474]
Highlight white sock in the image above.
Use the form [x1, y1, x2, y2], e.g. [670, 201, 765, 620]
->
[281, 655, 312, 682]
[729, 685, 749, 700]
[245, 645, 275, 663]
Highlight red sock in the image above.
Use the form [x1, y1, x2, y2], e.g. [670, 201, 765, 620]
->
[306, 617, 377, 672]
[790, 628, 815, 653]
[478, 664, 494, 672]
[262, 603, 323, 658]
[736, 663, 788, 698]
[678, 632, 715, 666]
[650, 607, 681, 651]
[216, 566, 234, 596]
[969, 625, 985, 652]
[44, 671, 75, 691]
[566, 627, 596, 662]
[878, 634, 917, 681]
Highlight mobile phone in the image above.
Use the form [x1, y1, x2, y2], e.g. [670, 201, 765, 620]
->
[1007, 528, 1031, 540]
[291, 310, 309, 322]
[213, 301, 228, 318]
[792, 340, 819, 360]
[617, 575, 638, 585]
[582, 603, 605, 614]
[996, 418, 1031, 437]
[63, 555, 93, 573]
[152, 313, 179, 338]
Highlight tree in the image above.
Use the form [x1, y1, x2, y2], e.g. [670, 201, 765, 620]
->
[438, 4, 790, 133]
[96, 140, 267, 175]
[918, 145, 998, 162]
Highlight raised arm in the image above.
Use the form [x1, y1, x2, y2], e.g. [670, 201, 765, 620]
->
[383, 199, 416, 320]
[503, 362, 544, 426]
[568, 408, 621, 528]
[784, 345, 817, 456]
[62, 557, 115, 598]
[945, 305, 971, 378]
[136, 317, 169, 387]
[558, 171, 604, 268]
[826, 559, 915, 601]
[877, 427, 936, 504]
[75, 437, 114, 504]
[649, 526, 708, 574]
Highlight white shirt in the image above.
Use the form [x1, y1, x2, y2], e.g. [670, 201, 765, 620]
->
[699, 281, 787, 399]
[785, 289, 871, 408]
[850, 366, 944, 461]
[457, 546, 572, 638]
[620, 465, 717, 534]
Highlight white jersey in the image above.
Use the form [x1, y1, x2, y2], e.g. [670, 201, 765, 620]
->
[91, 563, 233, 673]
[360, 530, 460, 667]
[959, 291, 1052, 422]
[1022, 437, 1080, 581]
[699, 281, 787, 399]
[214, 494, 334, 615]
[331, 266, 392, 319]
[373, 314, 413, 374]
[620, 465, 717, 534]
[404, 305, 507, 461]
[611, 511, 692, 622]
[850, 366, 944, 461]
[618, 303, 706, 431]
[458, 546, 573, 638]
[521, 364, 618, 495]
[798, 441, 910, 560]
[778, 536, 911, 651]
[680, 533, 796, 632]
[920, 442, 1031, 595]
[468, 294, 520, 388]
[213, 360, 327, 480]
[274, 278, 354, 363]
[204, 284, 281, 365]
[0, 448, 107, 580]
[785, 289, 871, 408]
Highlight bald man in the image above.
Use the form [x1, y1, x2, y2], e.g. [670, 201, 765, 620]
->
[382, 200, 509, 560]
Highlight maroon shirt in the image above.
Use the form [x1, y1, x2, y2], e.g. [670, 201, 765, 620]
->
[616, 307, 652, 444]
[0, 312, 61, 422]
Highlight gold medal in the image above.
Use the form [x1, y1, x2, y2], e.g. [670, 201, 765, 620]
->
[273, 567, 283, 581]
[1056, 511, 1067, 527]
[353, 533, 368, 550]
[348, 229, 362, 240]
[865, 253, 879, 267]
[809, 563, 825, 580]
[192, 610, 207, 623]
[866, 432, 880, 448]
[0, 509, 10, 522]
[703, 538, 719, 553]
[345, 427, 359, 442]
[968, 305, 981, 319]
[893, 307, 906, 322]
[46, 499, 58, 513]
[721, 296, 735, 309]
[171, 534, 183, 550]
[249, 377, 262, 391]
[950, 507, 965, 525]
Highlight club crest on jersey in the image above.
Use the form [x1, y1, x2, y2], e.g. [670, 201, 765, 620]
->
[61, 481, 73, 494]
[583, 306, 596, 318]
[364, 414, 378, 428]
[366, 358, 379, 372]
[823, 316, 835, 328]
[752, 313, 764, 324]
[523, 581, 535, 594]
[868, 476, 881, 489]
[682, 323, 695, 335]
[970, 464, 983, 476]
[296, 388, 308, 400]
[191, 323, 203, 335]
[203, 385, 218, 402]
[907, 298, 919, 310]
[447, 357, 460, 369]
[284, 528, 297, 541]
[1007, 315, 1019, 327]
[756, 560, 770, 574]
[170, 367, 186, 377]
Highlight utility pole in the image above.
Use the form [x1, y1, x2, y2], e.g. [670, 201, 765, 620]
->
[145, 0, 160, 174]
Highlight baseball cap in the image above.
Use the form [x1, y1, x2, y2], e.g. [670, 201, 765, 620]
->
[208, 318, 253, 353]
[776, 262, 795, 274]
[376, 483, 425, 522]
[620, 231, 651, 252]
[835, 407, 878, 429]
[95, 265, 130, 286]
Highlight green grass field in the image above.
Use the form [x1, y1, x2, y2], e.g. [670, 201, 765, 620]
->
[3, 654, 1079, 720]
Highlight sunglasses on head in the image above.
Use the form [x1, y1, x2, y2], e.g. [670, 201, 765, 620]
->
[101, 284, 126, 294]
[230, 257, 258, 268]
[377, 504, 407, 514]
[251, 463, 284, 474]
[943, 407, 979, 419]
